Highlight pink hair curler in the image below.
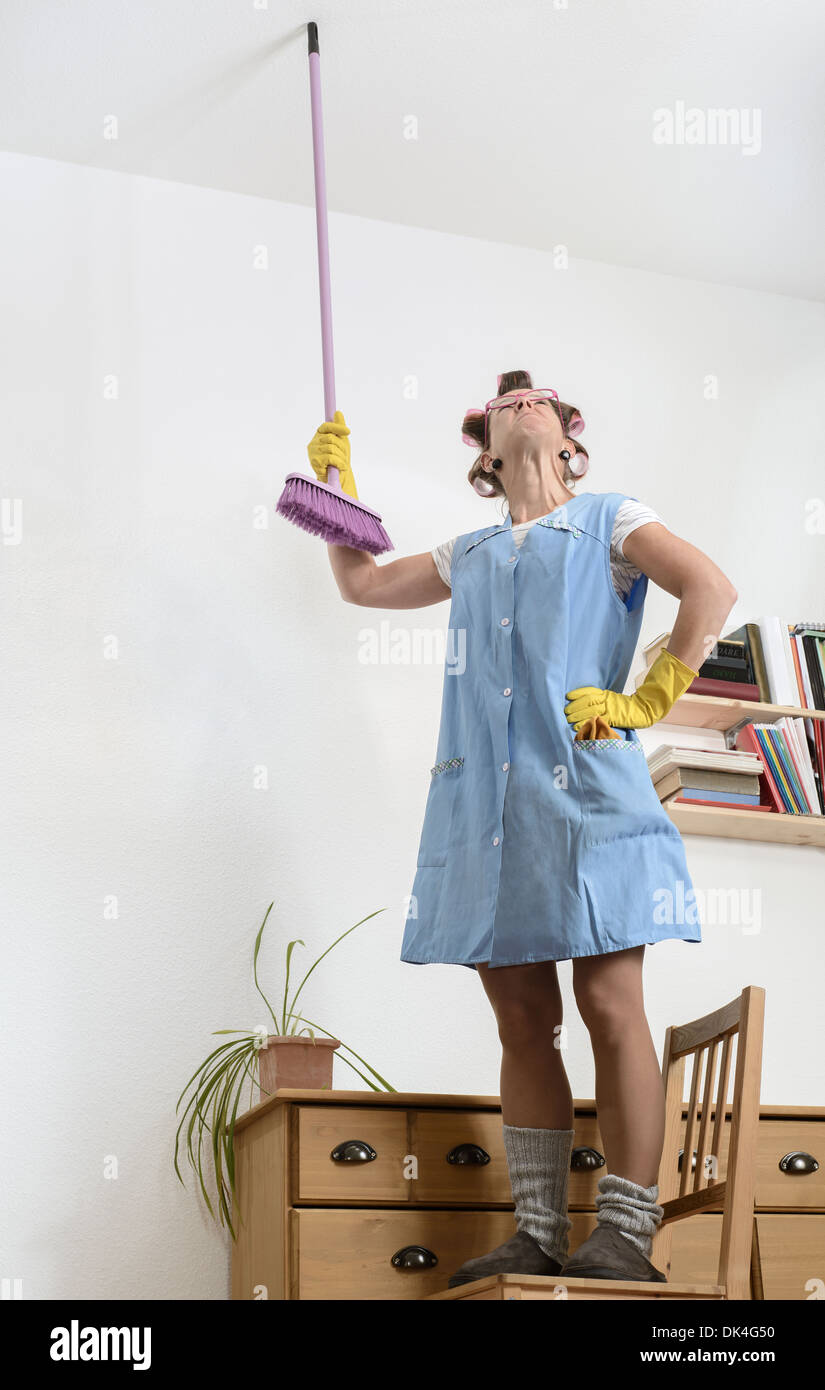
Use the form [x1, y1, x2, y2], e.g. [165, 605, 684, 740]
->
[461, 408, 485, 446]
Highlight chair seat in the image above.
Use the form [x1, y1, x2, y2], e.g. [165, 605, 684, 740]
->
[426, 1273, 726, 1301]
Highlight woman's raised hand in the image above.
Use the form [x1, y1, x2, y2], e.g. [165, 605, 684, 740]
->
[306, 409, 358, 498]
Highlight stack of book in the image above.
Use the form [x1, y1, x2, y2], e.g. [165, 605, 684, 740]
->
[637, 619, 825, 816]
[647, 744, 769, 812]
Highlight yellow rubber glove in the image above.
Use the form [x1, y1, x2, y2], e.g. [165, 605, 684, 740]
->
[306, 410, 358, 499]
[564, 647, 699, 733]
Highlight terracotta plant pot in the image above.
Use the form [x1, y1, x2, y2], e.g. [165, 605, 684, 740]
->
[257, 1035, 340, 1102]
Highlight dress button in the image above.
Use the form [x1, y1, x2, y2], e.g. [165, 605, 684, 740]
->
[492, 836, 500, 846]
[500, 617, 510, 626]
[503, 687, 512, 696]
[502, 762, 510, 771]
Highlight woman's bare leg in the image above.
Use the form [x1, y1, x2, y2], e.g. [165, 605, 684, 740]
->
[571, 945, 664, 1188]
[477, 960, 574, 1129]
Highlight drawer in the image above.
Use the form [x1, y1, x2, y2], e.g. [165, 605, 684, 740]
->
[678, 1117, 825, 1209]
[290, 1209, 596, 1300]
[292, 1208, 513, 1298]
[410, 1109, 609, 1206]
[754, 1121, 824, 1208]
[664, 1212, 825, 1299]
[410, 1110, 510, 1204]
[295, 1106, 410, 1203]
[756, 1214, 825, 1298]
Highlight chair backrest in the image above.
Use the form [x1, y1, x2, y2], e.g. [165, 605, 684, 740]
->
[653, 985, 765, 1299]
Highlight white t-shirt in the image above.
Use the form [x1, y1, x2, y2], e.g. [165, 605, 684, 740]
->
[431, 499, 663, 601]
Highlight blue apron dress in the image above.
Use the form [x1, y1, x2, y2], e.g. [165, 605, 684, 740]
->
[400, 490, 702, 970]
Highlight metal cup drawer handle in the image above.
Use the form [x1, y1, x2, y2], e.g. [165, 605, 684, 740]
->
[391, 1246, 438, 1270]
[571, 1146, 605, 1171]
[446, 1143, 491, 1165]
[779, 1151, 819, 1175]
[330, 1140, 377, 1162]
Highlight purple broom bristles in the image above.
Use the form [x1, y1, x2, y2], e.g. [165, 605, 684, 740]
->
[276, 473, 394, 556]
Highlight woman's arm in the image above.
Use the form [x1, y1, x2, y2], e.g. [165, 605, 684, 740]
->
[327, 544, 452, 609]
[622, 523, 738, 670]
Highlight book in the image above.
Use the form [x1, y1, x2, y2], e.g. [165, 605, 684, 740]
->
[752, 617, 798, 705]
[653, 768, 761, 800]
[646, 744, 764, 781]
[699, 656, 751, 678]
[724, 623, 771, 702]
[796, 631, 825, 710]
[705, 639, 749, 661]
[685, 677, 762, 701]
[698, 638, 753, 685]
[734, 721, 824, 814]
[663, 794, 774, 813]
[664, 787, 762, 806]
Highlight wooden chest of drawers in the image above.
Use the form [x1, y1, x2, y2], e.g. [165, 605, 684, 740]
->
[229, 1089, 824, 1300]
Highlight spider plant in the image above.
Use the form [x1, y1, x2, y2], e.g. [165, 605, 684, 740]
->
[174, 901, 396, 1238]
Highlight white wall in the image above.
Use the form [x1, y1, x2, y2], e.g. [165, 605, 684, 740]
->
[2, 151, 823, 1300]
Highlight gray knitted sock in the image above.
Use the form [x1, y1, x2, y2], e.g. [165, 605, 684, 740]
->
[502, 1124, 575, 1264]
[595, 1173, 664, 1259]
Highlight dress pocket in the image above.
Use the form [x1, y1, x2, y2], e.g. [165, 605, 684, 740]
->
[416, 758, 464, 868]
[572, 732, 666, 849]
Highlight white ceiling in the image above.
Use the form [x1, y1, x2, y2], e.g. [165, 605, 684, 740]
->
[2, 0, 824, 300]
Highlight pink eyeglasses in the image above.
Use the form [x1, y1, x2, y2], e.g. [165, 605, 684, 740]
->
[484, 389, 560, 449]
[462, 388, 586, 450]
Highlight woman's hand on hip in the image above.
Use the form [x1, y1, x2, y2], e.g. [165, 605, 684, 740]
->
[565, 647, 699, 731]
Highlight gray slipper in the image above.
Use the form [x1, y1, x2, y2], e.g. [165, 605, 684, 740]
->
[448, 1229, 563, 1288]
[558, 1222, 667, 1282]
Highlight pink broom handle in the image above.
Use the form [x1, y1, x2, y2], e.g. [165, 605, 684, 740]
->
[308, 22, 341, 490]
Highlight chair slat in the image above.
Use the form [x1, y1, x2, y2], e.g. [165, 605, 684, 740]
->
[695, 1038, 719, 1189]
[680, 1048, 703, 1196]
[711, 1033, 733, 1174]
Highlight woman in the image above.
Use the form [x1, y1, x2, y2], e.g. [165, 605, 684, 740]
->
[307, 369, 737, 1286]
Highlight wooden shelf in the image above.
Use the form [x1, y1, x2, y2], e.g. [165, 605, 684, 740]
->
[662, 693, 825, 733]
[653, 695, 825, 844]
[664, 800, 825, 846]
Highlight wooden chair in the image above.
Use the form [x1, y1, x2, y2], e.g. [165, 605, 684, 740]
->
[427, 984, 766, 1301]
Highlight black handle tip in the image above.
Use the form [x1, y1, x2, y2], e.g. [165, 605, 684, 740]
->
[307, 22, 319, 54]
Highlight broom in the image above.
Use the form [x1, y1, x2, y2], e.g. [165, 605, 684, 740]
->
[276, 21, 394, 555]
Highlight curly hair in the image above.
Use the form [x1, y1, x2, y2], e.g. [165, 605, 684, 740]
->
[462, 369, 589, 499]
